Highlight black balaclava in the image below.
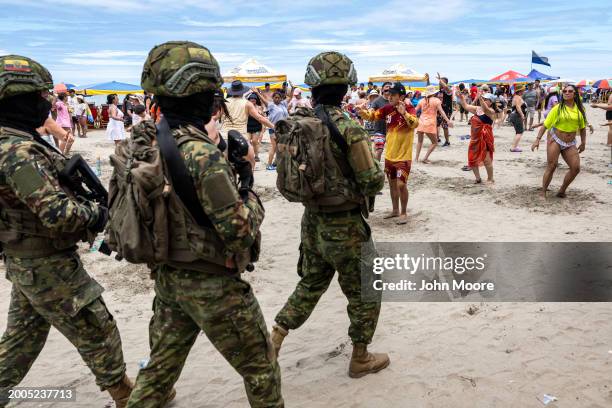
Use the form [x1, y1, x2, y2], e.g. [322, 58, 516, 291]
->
[156, 91, 215, 131]
[0, 92, 51, 135]
[311, 84, 349, 107]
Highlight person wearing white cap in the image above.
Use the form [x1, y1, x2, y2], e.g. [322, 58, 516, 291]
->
[288, 87, 311, 114]
[457, 89, 498, 184]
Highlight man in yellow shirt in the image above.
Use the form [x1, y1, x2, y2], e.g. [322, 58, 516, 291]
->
[358, 83, 419, 224]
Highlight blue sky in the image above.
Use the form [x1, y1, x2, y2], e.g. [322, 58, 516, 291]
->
[0, 0, 610, 86]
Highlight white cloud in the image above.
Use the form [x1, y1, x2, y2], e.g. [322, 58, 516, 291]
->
[26, 41, 47, 47]
[182, 17, 267, 28]
[60, 58, 143, 66]
[67, 50, 147, 58]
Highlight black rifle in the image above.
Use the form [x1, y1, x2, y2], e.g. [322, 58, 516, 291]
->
[58, 154, 108, 205]
[227, 130, 254, 201]
[57, 154, 113, 255]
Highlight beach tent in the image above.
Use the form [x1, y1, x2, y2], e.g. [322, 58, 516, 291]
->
[222, 59, 287, 83]
[527, 69, 559, 81]
[368, 64, 429, 83]
[78, 81, 143, 95]
[449, 79, 488, 85]
[489, 70, 529, 82]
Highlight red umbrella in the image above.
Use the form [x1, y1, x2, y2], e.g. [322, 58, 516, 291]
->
[490, 70, 529, 82]
[593, 79, 610, 89]
[53, 82, 68, 93]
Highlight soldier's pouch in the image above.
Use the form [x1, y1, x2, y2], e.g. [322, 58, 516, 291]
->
[79, 298, 113, 330]
[5, 258, 34, 286]
[58, 256, 104, 318]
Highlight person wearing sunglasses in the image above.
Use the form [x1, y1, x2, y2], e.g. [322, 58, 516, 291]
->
[532, 84, 588, 198]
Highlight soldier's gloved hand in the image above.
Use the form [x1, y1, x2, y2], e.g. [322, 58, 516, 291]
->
[88, 205, 109, 233]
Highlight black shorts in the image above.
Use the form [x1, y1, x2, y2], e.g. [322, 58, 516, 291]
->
[606, 110, 612, 121]
[509, 112, 524, 134]
[247, 123, 262, 133]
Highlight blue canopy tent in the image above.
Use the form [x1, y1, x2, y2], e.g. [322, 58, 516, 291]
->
[527, 69, 559, 81]
[78, 81, 143, 95]
[450, 79, 488, 85]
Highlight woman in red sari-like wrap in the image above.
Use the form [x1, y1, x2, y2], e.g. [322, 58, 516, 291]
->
[458, 88, 498, 184]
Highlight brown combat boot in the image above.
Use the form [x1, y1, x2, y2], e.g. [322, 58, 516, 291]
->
[348, 343, 390, 378]
[270, 325, 288, 357]
[106, 375, 134, 408]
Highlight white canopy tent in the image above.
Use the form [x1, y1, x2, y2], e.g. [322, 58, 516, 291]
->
[222, 58, 287, 83]
[368, 63, 429, 83]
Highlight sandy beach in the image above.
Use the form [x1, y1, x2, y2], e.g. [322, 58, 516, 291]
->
[2, 106, 611, 408]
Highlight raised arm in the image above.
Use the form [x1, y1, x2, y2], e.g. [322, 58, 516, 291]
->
[458, 93, 478, 115]
[478, 95, 496, 117]
[246, 101, 274, 129]
[253, 87, 270, 104]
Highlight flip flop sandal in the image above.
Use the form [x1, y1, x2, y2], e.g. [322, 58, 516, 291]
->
[383, 213, 399, 219]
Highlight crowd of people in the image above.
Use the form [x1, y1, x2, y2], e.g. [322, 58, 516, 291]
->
[41, 73, 611, 208]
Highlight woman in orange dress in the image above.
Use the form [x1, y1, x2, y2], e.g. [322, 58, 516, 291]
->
[457, 88, 497, 184]
[415, 85, 453, 163]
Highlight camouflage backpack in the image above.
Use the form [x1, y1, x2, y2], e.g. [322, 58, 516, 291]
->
[275, 106, 362, 209]
[104, 121, 239, 270]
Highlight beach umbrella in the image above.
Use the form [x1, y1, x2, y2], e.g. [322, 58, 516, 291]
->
[593, 79, 611, 89]
[489, 70, 528, 82]
[222, 59, 287, 83]
[78, 81, 143, 95]
[576, 79, 592, 87]
[368, 63, 429, 83]
[526, 69, 559, 81]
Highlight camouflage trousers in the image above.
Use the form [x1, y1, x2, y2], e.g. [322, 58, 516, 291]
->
[275, 208, 381, 344]
[126, 265, 284, 408]
[0, 252, 126, 407]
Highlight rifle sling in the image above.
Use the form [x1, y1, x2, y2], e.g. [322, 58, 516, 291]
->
[314, 105, 354, 179]
[156, 118, 213, 228]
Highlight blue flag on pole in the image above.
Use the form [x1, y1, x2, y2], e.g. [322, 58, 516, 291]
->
[532, 51, 551, 67]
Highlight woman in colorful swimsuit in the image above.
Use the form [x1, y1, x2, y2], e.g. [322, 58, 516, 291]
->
[458, 91, 497, 184]
[531, 84, 587, 198]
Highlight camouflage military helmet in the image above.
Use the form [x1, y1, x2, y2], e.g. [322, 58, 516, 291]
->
[304, 51, 357, 87]
[141, 41, 223, 97]
[0, 55, 52, 101]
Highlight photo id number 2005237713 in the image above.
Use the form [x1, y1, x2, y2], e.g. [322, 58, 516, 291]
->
[7, 387, 76, 402]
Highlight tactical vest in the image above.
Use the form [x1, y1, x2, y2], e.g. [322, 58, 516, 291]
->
[167, 131, 254, 273]
[0, 127, 87, 257]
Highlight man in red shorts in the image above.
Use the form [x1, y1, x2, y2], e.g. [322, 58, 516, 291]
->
[357, 82, 419, 225]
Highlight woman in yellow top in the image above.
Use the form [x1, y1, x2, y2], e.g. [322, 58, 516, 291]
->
[531, 84, 587, 198]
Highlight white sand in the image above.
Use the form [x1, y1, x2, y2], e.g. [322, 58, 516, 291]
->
[2, 106, 611, 407]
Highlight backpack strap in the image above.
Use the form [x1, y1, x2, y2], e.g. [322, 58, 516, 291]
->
[156, 117, 213, 228]
[314, 105, 349, 155]
[314, 105, 354, 178]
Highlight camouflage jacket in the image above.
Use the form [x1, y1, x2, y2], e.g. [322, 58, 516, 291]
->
[322, 105, 385, 197]
[0, 126, 99, 239]
[134, 122, 264, 253]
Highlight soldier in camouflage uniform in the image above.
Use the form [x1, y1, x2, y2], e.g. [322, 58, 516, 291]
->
[0, 56, 131, 407]
[125, 41, 283, 408]
[271, 51, 390, 378]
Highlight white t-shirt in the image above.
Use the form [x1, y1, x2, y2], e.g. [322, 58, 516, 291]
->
[67, 95, 78, 115]
[288, 97, 311, 113]
[75, 102, 88, 116]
